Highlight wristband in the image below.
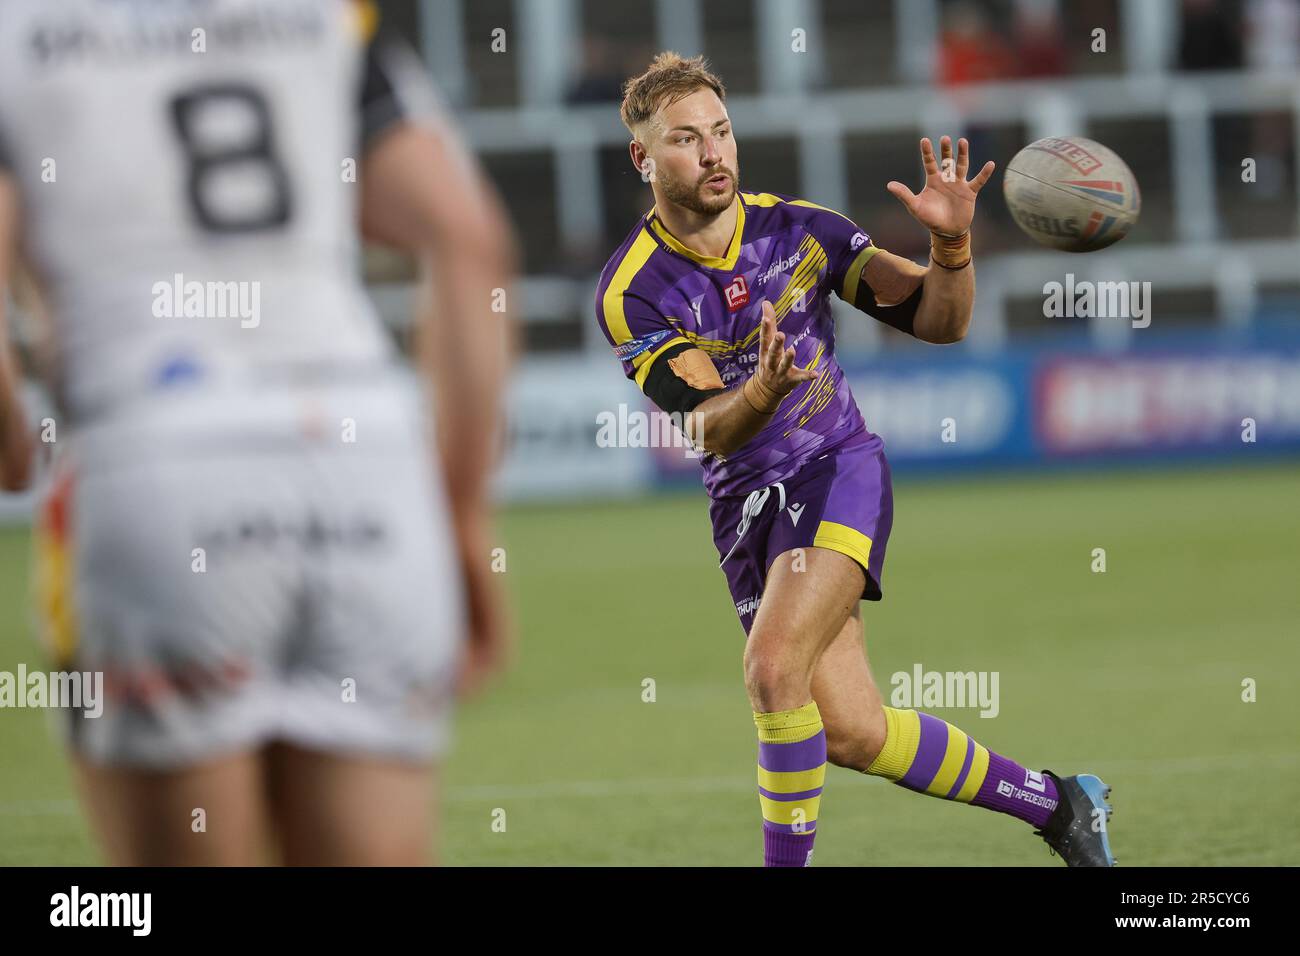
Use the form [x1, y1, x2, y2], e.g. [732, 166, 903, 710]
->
[930, 229, 972, 270]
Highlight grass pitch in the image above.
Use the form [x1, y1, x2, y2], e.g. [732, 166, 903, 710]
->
[1, 463, 1297, 865]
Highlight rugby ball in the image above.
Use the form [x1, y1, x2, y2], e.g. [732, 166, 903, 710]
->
[1003, 136, 1140, 252]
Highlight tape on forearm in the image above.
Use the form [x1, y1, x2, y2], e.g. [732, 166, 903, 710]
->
[930, 230, 972, 270]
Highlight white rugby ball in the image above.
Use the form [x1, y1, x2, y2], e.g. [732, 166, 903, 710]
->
[1003, 136, 1141, 252]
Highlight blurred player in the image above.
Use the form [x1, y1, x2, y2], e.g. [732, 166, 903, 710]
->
[596, 53, 1116, 866]
[0, 0, 517, 864]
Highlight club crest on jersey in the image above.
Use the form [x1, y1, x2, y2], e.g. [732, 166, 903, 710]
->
[725, 275, 750, 312]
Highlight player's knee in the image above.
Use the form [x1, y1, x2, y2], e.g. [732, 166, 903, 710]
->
[742, 642, 809, 711]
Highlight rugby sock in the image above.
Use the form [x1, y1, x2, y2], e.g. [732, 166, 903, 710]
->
[754, 701, 826, 867]
[864, 706, 1059, 829]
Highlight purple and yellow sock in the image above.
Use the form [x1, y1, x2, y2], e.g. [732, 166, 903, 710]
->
[865, 706, 1060, 828]
[754, 701, 826, 867]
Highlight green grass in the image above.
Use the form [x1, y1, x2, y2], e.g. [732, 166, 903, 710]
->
[2, 463, 1298, 865]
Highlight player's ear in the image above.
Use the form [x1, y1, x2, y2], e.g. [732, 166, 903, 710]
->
[631, 142, 656, 183]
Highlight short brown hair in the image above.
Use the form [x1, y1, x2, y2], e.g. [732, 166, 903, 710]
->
[619, 52, 727, 136]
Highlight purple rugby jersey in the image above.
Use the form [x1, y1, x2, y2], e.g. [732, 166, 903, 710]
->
[595, 190, 883, 499]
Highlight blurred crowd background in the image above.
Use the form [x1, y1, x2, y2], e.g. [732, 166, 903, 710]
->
[369, 0, 1299, 350]
[3, 0, 1296, 512]
[359, 0, 1300, 498]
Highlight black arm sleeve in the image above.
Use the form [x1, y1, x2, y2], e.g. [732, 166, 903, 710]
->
[849, 276, 924, 337]
[641, 342, 728, 417]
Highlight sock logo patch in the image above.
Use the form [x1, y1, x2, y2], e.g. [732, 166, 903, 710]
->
[1025, 769, 1046, 793]
[996, 775, 1058, 811]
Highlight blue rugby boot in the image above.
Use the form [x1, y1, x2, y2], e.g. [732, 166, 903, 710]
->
[1034, 770, 1117, 867]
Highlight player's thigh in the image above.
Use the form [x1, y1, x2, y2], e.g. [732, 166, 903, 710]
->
[72, 751, 268, 866]
[745, 545, 866, 710]
[265, 743, 437, 866]
[812, 609, 888, 771]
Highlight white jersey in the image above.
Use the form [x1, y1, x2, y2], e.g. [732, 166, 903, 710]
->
[1, 1, 466, 767]
[0, 0, 428, 425]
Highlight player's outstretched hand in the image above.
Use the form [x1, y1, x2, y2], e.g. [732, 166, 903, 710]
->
[755, 300, 816, 397]
[887, 136, 995, 236]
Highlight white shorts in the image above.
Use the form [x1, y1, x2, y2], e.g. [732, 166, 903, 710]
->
[34, 375, 463, 768]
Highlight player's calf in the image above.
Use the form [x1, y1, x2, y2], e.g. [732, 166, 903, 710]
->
[745, 548, 864, 866]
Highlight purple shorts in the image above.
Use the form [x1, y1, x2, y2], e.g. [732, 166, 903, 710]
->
[709, 431, 894, 634]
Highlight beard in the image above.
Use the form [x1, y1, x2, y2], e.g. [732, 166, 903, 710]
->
[659, 162, 740, 216]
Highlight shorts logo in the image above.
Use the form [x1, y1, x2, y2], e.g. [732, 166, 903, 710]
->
[725, 275, 749, 312]
[787, 502, 805, 526]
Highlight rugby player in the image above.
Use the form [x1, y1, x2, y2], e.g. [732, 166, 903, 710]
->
[0, 0, 516, 864]
[596, 53, 1116, 867]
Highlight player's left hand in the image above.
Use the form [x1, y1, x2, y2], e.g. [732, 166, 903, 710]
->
[887, 136, 995, 237]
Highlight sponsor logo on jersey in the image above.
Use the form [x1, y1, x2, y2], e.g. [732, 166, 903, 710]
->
[197, 511, 389, 558]
[725, 275, 750, 311]
[735, 595, 761, 618]
[612, 328, 672, 361]
[757, 250, 802, 287]
[850, 232, 869, 250]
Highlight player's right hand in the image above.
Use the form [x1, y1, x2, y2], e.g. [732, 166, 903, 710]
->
[755, 300, 816, 397]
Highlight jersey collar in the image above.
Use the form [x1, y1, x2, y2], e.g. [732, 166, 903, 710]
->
[645, 194, 746, 271]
